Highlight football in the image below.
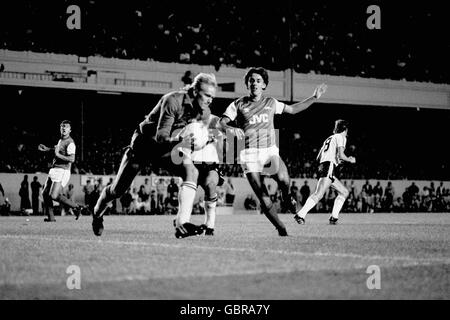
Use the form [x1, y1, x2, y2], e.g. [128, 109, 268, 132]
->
[180, 122, 210, 151]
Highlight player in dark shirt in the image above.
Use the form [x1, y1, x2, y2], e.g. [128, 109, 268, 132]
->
[92, 73, 218, 237]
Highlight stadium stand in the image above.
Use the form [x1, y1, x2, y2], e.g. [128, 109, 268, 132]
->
[1, 1, 449, 214]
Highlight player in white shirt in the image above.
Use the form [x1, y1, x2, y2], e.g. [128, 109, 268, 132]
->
[220, 67, 327, 236]
[174, 115, 224, 236]
[294, 119, 356, 225]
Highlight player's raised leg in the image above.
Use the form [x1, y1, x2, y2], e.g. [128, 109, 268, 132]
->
[92, 148, 141, 236]
[94, 149, 140, 218]
[246, 171, 288, 236]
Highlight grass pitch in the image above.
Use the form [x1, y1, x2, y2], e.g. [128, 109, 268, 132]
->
[0, 213, 449, 300]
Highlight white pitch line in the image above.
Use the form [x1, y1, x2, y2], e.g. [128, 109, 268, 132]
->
[1, 234, 449, 266]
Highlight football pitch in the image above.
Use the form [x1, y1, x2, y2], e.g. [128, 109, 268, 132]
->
[0, 213, 449, 300]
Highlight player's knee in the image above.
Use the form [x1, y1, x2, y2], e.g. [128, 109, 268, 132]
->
[49, 188, 60, 201]
[184, 166, 199, 182]
[204, 181, 218, 197]
[340, 189, 349, 199]
[310, 192, 323, 203]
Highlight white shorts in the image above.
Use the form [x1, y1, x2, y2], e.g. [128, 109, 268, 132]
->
[48, 168, 71, 188]
[239, 145, 280, 174]
[178, 143, 219, 164]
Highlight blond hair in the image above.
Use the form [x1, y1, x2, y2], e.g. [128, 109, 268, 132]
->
[192, 73, 217, 91]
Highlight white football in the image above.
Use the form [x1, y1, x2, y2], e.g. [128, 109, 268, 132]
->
[180, 122, 209, 150]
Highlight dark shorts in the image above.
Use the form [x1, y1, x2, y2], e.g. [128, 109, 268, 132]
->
[195, 162, 224, 187]
[128, 130, 176, 169]
[127, 131, 160, 163]
[127, 131, 224, 186]
[317, 161, 338, 182]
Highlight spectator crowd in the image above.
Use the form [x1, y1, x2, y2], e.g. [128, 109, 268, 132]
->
[1, 1, 448, 84]
[3, 174, 449, 216]
[1, 84, 449, 182]
[278, 180, 450, 214]
[1, 104, 449, 182]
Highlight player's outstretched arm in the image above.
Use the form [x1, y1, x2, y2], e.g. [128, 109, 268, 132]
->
[283, 83, 327, 114]
[38, 144, 52, 152]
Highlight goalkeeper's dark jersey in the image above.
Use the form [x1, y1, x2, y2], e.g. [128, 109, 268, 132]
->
[138, 89, 211, 143]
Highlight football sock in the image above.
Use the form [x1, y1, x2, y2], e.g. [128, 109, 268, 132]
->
[331, 195, 346, 219]
[297, 197, 317, 219]
[176, 181, 197, 227]
[44, 194, 55, 220]
[204, 194, 217, 228]
[47, 207, 55, 220]
[277, 180, 290, 205]
[43, 199, 50, 216]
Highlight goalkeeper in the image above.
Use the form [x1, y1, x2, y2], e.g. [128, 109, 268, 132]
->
[92, 73, 218, 238]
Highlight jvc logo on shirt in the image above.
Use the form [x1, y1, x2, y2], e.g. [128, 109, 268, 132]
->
[249, 113, 269, 124]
